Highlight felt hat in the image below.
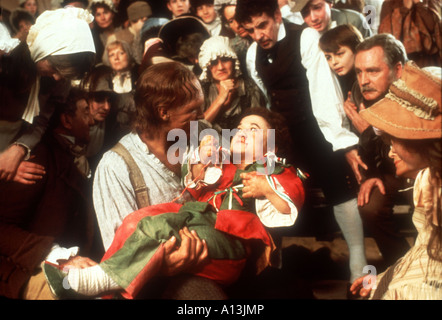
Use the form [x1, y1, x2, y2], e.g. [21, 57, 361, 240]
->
[360, 61, 442, 140]
[141, 17, 169, 38]
[158, 15, 210, 56]
[127, 1, 152, 22]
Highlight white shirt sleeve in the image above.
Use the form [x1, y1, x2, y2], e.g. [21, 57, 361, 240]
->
[300, 28, 359, 151]
[255, 176, 298, 228]
[92, 150, 139, 251]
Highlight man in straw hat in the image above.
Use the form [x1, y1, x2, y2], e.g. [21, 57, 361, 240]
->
[350, 61, 442, 300]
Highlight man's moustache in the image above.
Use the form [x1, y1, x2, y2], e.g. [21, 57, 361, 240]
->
[361, 87, 376, 93]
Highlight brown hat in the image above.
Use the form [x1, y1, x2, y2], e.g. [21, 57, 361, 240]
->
[158, 15, 210, 56]
[127, 1, 152, 22]
[360, 61, 442, 140]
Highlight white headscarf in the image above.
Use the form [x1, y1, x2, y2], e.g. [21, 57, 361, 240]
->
[198, 35, 241, 82]
[22, 7, 96, 123]
[27, 7, 95, 62]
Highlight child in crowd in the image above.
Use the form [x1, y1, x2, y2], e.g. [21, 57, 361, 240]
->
[191, 0, 222, 36]
[319, 24, 364, 101]
[166, 0, 191, 18]
[43, 107, 306, 299]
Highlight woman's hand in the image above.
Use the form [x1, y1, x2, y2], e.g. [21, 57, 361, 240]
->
[218, 79, 236, 108]
[241, 171, 270, 199]
[241, 171, 291, 213]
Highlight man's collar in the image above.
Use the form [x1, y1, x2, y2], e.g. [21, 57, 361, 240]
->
[277, 21, 287, 42]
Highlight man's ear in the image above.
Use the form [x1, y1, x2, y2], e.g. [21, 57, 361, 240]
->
[158, 106, 170, 121]
[274, 7, 283, 24]
[394, 62, 403, 80]
[60, 113, 73, 130]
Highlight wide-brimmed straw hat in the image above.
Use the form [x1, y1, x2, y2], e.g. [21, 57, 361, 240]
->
[360, 61, 441, 140]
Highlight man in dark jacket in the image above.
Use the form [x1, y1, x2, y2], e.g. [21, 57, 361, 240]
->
[0, 88, 99, 299]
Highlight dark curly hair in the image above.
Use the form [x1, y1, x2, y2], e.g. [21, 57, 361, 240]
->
[238, 107, 294, 163]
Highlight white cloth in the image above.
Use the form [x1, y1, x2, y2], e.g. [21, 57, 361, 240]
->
[112, 72, 133, 93]
[23, 7, 95, 123]
[205, 15, 222, 36]
[280, 4, 304, 25]
[45, 244, 79, 265]
[255, 176, 298, 228]
[27, 7, 95, 62]
[0, 22, 20, 53]
[93, 132, 192, 250]
[300, 24, 359, 151]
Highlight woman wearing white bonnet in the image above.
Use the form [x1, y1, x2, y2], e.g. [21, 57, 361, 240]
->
[198, 35, 266, 131]
[0, 6, 95, 183]
[88, 0, 121, 65]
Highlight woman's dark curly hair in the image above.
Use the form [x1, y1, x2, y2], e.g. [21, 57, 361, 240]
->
[237, 107, 294, 163]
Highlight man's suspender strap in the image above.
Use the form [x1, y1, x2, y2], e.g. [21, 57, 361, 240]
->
[111, 142, 150, 209]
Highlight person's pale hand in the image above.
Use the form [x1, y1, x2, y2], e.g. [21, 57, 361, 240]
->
[357, 178, 386, 206]
[13, 157, 46, 185]
[343, 93, 370, 134]
[241, 171, 270, 199]
[161, 227, 208, 276]
[218, 79, 236, 106]
[345, 149, 368, 184]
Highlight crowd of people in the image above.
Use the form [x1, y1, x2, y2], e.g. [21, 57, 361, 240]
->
[0, 0, 440, 301]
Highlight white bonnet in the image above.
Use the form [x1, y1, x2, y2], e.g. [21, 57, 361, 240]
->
[198, 35, 240, 81]
[89, 0, 117, 12]
[27, 7, 95, 62]
[214, 0, 236, 10]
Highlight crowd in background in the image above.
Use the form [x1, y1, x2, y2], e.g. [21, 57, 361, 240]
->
[0, 0, 441, 301]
